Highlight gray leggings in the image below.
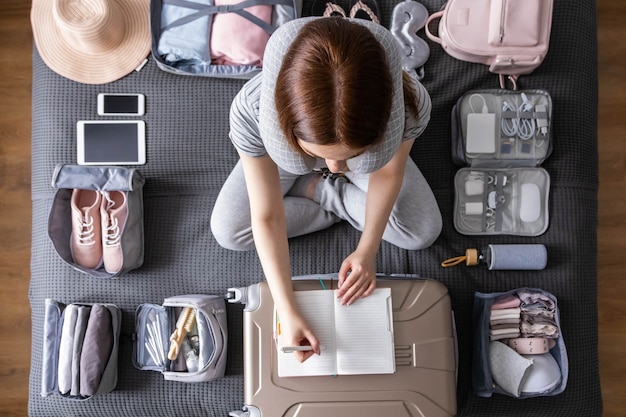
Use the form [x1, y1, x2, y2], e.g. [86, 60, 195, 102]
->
[210, 158, 442, 251]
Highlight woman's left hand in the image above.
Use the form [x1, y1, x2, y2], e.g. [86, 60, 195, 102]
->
[336, 250, 377, 305]
[335, 140, 415, 306]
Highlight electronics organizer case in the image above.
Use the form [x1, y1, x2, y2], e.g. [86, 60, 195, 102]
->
[450, 89, 553, 236]
[231, 275, 457, 417]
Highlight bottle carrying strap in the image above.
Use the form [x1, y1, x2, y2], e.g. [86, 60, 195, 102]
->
[441, 248, 479, 267]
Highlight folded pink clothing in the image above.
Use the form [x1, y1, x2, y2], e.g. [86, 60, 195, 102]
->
[210, 0, 272, 66]
[490, 318, 521, 326]
[490, 330, 521, 341]
[492, 294, 521, 310]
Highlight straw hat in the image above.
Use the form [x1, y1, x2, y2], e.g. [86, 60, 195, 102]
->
[31, 0, 151, 85]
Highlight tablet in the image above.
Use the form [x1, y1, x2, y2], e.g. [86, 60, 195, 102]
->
[77, 121, 146, 165]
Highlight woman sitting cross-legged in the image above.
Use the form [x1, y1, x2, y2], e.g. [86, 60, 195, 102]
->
[211, 17, 442, 362]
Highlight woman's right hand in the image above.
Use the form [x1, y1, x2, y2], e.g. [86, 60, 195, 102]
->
[279, 310, 320, 363]
[236, 154, 320, 362]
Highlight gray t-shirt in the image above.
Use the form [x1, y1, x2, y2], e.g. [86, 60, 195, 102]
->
[229, 71, 432, 171]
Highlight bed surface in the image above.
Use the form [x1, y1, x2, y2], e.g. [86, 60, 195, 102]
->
[28, 0, 602, 415]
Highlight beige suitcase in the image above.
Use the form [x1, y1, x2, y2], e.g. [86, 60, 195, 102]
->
[228, 274, 457, 417]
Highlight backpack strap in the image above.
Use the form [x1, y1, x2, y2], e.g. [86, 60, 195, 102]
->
[162, 0, 294, 35]
[499, 74, 519, 90]
[424, 11, 443, 44]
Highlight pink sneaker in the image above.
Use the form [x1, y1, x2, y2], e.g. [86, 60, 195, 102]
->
[70, 189, 103, 269]
[101, 191, 128, 274]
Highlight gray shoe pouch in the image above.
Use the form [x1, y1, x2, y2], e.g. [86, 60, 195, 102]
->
[390, 0, 430, 80]
[133, 294, 228, 382]
[48, 164, 145, 278]
[40, 299, 122, 400]
[472, 289, 568, 398]
[451, 89, 553, 236]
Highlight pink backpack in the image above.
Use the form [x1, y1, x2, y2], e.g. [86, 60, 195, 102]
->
[425, 0, 553, 89]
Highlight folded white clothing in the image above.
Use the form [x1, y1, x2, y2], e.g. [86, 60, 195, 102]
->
[489, 308, 521, 321]
[70, 306, 90, 396]
[57, 305, 78, 395]
[490, 307, 521, 320]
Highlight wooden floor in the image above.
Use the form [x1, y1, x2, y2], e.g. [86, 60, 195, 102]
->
[0, 0, 623, 416]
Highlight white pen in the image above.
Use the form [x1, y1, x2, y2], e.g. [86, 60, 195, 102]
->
[281, 345, 326, 353]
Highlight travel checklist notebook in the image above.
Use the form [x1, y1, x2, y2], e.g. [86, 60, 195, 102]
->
[276, 288, 395, 377]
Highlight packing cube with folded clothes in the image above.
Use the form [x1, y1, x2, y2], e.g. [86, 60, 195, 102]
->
[40, 299, 122, 399]
[473, 288, 568, 398]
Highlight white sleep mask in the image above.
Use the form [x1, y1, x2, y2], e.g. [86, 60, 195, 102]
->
[390, 0, 430, 79]
[259, 17, 405, 175]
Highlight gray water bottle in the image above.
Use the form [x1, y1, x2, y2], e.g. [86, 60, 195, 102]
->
[442, 244, 547, 270]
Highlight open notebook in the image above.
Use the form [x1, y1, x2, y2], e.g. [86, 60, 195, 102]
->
[276, 288, 395, 377]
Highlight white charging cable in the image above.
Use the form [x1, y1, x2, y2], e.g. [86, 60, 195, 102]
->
[501, 100, 517, 137]
[501, 93, 536, 141]
[469, 94, 489, 114]
[458, 206, 496, 233]
[518, 94, 536, 140]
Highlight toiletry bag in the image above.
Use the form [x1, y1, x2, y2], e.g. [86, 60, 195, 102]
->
[473, 288, 568, 398]
[133, 294, 228, 382]
[151, 0, 300, 79]
[41, 299, 122, 400]
[451, 89, 552, 236]
[48, 164, 145, 278]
